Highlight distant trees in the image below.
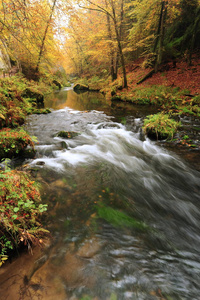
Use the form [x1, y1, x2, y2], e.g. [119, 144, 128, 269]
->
[0, 0, 199, 82]
[0, 0, 62, 79]
[64, 0, 128, 87]
[167, 0, 200, 65]
[127, 0, 200, 70]
[63, 0, 200, 83]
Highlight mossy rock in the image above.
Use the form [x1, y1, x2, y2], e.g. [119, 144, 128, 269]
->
[52, 80, 62, 89]
[111, 95, 123, 101]
[191, 95, 200, 106]
[143, 113, 181, 140]
[97, 205, 148, 231]
[22, 88, 44, 104]
[56, 131, 79, 139]
[73, 83, 89, 92]
[29, 108, 51, 115]
[0, 128, 35, 160]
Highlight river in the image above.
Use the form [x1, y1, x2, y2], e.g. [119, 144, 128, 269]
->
[0, 87, 200, 300]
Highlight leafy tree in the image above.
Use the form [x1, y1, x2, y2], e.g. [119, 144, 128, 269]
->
[166, 0, 200, 64]
[64, 0, 128, 87]
[127, 0, 200, 70]
[0, 0, 62, 79]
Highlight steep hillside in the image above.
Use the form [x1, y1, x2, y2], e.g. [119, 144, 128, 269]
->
[127, 53, 200, 95]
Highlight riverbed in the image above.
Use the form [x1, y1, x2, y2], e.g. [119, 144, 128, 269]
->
[0, 87, 200, 300]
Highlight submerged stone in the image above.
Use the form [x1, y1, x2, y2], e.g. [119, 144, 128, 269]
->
[56, 131, 79, 139]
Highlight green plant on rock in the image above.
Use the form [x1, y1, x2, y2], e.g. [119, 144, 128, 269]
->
[56, 131, 79, 139]
[0, 235, 13, 266]
[143, 113, 181, 140]
[0, 128, 35, 159]
[191, 95, 200, 106]
[0, 170, 48, 261]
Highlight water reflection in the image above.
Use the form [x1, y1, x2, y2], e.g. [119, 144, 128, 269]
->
[45, 88, 109, 112]
[45, 87, 159, 122]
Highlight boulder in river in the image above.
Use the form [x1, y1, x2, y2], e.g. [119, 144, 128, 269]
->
[73, 83, 89, 92]
[52, 80, 62, 89]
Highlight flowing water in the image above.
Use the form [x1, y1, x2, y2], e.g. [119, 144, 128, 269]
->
[0, 88, 200, 300]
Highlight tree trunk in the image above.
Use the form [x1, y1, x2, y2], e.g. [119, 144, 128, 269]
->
[106, 11, 117, 80]
[81, 0, 127, 87]
[137, 69, 155, 85]
[35, 0, 57, 75]
[154, 1, 167, 72]
[105, 0, 117, 81]
[188, 7, 200, 65]
[110, 0, 127, 88]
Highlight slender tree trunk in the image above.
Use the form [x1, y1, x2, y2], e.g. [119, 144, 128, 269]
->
[81, 0, 127, 86]
[157, 1, 167, 66]
[107, 14, 117, 81]
[0, 38, 11, 71]
[154, 1, 167, 72]
[110, 0, 127, 88]
[105, 0, 117, 81]
[35, 0, 57, 74]
[188, 7, 200, 65]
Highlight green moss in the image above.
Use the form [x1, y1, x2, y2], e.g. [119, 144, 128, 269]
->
[192, 95, 200, 106]
[28, 108, 51, 115]
[132, 85, 182, 107]
[97, 204, 148, 231]
[143, 113, 181, 140]
[56, 131, 79, 139]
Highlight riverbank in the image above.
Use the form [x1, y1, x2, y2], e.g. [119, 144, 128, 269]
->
[0, 75, 54, 266]
[114, 55, 200, 167]
[74, 54, 200, 166]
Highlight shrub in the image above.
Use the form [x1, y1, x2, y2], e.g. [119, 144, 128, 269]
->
[0, 128, 35, 160]
[0, 169, 48, 265]
[192, 95, 200, 106]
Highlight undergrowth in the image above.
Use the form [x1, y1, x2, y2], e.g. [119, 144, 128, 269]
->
[0, 74, 52, 266]
[0, 167, 48, 266]
[143, 113, 181, 140]
[0, 75, 52, 130]
[0, 128, 35, 160]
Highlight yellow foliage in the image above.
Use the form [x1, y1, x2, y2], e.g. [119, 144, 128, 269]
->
[0, 0, 63, 76]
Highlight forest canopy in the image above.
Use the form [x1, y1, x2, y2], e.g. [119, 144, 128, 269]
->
[0, 0, 199, 83]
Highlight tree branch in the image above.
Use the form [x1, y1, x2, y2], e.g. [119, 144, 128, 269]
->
[78, 0, 114, 20]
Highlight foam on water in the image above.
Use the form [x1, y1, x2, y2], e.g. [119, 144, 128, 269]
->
[23, 104, 200, 300]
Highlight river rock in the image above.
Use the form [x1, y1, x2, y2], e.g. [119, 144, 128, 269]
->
[73, 83, 89, 92]
[0, 163, 5, 170]
[52, 80, 62, 89]
[22, 88, 44, 104]
[51, 179, 72, 191]
[36, 161, 45, 166]
[76, 237, 102, 258]
[56, 131, 79, 139]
